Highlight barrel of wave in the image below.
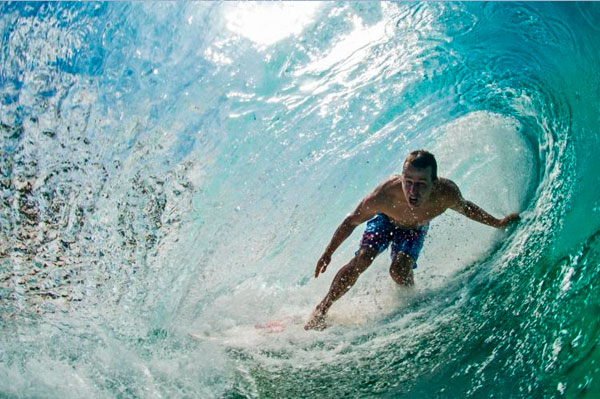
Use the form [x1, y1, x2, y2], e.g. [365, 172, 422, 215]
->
[416, 110, 536, 288]
[295, 111, 536, 330]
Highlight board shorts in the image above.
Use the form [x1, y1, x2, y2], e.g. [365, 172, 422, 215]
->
[356, 213, 429, 269]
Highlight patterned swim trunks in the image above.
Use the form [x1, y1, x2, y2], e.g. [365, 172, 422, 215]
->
[357, 213, 429, 268]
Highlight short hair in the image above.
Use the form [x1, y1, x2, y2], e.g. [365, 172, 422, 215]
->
[404, 150, 437, 180]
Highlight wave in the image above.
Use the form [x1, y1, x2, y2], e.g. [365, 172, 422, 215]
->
[1, 2, 599, 398]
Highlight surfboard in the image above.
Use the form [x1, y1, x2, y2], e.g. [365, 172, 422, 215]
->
[254, 320, 287, 333]
[189, 314, 305, 346]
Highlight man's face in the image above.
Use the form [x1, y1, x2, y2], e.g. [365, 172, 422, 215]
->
[402, 163, 434, 208]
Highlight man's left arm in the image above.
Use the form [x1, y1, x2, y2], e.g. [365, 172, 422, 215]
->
[448, 183, 520, 229]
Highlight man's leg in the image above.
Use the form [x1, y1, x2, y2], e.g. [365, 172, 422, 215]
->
[389, 251, 415, 286]
[305, 247, 378, 330]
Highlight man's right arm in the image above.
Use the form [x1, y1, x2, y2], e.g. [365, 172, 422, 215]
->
[314, 191, 381, 278]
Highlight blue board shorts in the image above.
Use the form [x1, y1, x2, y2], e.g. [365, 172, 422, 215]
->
[356, 213, 429, 268]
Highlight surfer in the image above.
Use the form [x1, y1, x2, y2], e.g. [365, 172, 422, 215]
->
[305, 150, 520, 330]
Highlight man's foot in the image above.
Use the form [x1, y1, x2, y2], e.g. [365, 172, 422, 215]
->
[304, 309, 328, 331]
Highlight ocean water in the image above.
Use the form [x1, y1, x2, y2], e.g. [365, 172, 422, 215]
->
[1, 2, 599, 398]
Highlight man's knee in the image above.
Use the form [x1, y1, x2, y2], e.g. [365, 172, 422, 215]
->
[390, 252, 415, 274]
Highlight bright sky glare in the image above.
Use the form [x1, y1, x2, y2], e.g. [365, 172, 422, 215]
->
[225, 2, 322, 47]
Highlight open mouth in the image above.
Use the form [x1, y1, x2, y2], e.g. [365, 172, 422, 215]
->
[409, 197, 418, 206]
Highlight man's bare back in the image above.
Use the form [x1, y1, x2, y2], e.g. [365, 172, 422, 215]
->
[304, 150, 520, 331]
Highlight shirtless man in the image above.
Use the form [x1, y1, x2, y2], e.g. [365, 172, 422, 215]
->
[304, 150, 520, 330]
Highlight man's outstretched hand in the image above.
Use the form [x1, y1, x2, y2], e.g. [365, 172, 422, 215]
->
[499, 213, 520, 229]
[314, 253, 332, 278]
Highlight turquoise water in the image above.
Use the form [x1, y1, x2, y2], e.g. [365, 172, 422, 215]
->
[1, 2, 599, 398]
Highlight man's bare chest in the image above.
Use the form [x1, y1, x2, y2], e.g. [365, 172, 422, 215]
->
[379, 201, 446, 228]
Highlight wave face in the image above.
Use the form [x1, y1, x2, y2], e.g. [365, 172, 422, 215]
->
[1, 2, 600, 398]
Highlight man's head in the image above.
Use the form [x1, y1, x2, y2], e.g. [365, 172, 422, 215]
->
[402, 150, 437, 208]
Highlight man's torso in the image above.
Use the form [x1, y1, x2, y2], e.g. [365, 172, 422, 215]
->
[372, 175, 457, 229]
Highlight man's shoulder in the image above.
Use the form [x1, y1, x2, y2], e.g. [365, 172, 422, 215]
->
[437, 177, 458, 190]
[379, 175, 403, 192]
[435, 178, 461, 200]
[368, 175, 402, 200]
[385, 174, 403, 184]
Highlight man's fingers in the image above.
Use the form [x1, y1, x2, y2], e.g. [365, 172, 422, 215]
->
[314, 254, 331, 278]
[314, 263, 322, 278]
[508, 213, 521, 224]
[501, 213, 521, 229]
[314, 260, 328, 278]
